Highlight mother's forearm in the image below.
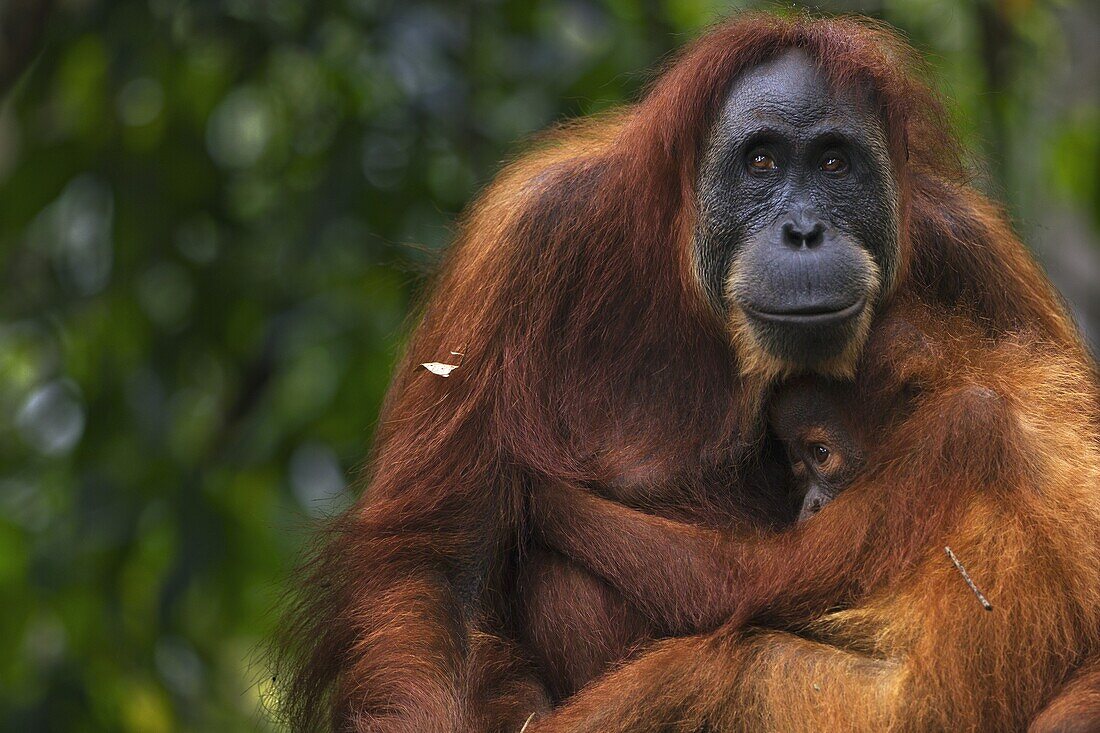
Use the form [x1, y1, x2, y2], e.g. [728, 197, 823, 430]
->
[536, 483, 875, 634]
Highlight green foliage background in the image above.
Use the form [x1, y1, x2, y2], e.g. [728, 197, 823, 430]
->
[1, 0, 1096, 730]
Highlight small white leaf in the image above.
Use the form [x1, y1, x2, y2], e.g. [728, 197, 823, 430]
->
[421, 362, 459, 377]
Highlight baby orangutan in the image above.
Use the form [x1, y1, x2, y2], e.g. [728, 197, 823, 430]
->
[769, 378, 868, 523]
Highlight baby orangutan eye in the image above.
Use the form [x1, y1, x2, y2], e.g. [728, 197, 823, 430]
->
[812, 444, 830, 465]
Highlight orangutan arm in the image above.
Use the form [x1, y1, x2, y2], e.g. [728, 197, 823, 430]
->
[1029, 656, 1100, 733]
[533, 482, 877, 635]
[531, 492, 1098, 733]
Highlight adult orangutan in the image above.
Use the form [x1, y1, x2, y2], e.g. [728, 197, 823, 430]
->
[275, 13, 1095, 732]
[526, 298, 1100, 731]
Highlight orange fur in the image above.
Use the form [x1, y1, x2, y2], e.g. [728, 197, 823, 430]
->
[274, 13, 1095, 732]
[528, 300, 1100, 732]
[1030, 657, 1100, 733]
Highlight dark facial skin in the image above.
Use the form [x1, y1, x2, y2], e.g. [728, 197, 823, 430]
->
[695, 49, 900, 368]
[768, 381, 866, 522]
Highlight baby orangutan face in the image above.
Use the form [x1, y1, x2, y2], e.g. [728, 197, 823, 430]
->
[768, 379, 867, 522]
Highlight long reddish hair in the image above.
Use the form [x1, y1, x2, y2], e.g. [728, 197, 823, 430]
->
[275, 13, 1078, 729]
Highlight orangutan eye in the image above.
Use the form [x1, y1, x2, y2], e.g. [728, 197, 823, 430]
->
[812, 444, 831, 465]
[820, 152, 849, 175]
[748, 149, 778, 172]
